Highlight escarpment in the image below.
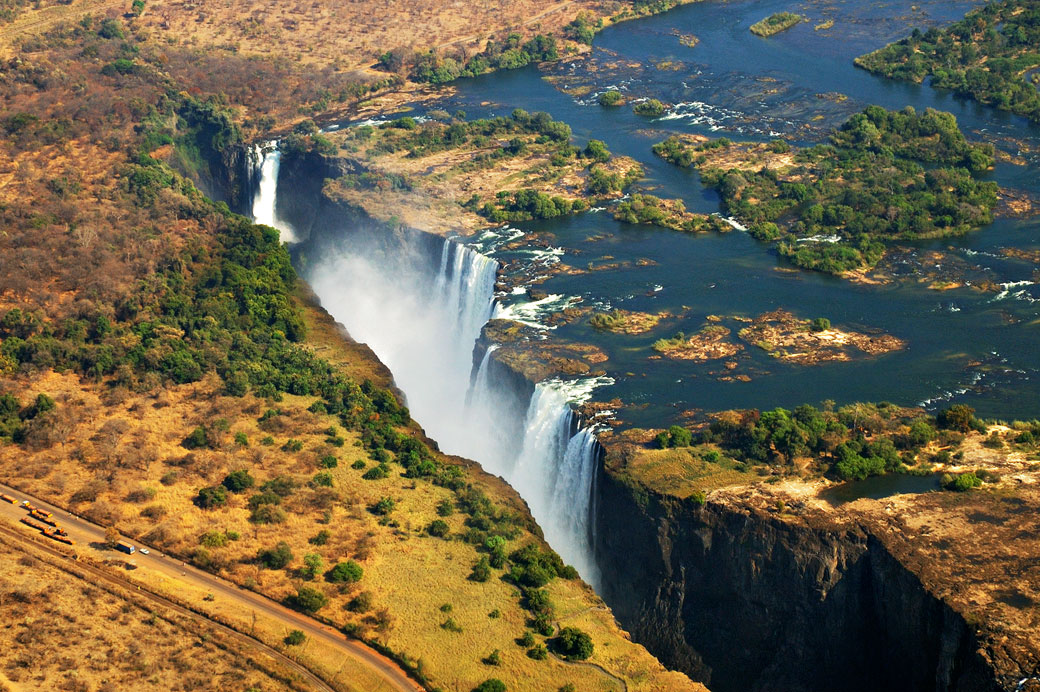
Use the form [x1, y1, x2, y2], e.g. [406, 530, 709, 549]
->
[592, 454, 1029, 692]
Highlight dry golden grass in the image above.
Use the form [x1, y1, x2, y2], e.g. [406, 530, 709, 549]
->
[0, 294, 702, 692]
[0, 537, 309, 692]
[618, 446, 749, 499]
[326, 124, 642, 235]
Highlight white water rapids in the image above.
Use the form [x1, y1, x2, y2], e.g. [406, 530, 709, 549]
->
[250, 146, 605, 583]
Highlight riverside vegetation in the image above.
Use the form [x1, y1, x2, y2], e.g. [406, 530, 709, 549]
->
[749, 12, 804, 37]
[856, 0, 1040, 123]
[653, 106, 997, 274]
[0, 10, 701, 692]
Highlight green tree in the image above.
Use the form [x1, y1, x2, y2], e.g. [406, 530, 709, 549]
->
[291, 586, 328, 613]
[258, 541, 293, 569]
[223, 469, 255, 493]
[326, 560, 364, 584]
[284, 630, 306, 646]
[302, 553, 324, 580]
[194, 485, 227, 509]
[553, 627, 594, 661]
[472, 681, 506, 692]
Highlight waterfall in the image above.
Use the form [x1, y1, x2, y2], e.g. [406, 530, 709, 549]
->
[263, 139, 608, 586]
[250, 142, 297, 243]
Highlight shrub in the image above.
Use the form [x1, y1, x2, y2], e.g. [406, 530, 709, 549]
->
[309, 530, 330, 546]
[284, 630, 306, 646]
[194, 485, 227, 509]
[234, 432, 249, 446]
[517, 631, 536, 647]
[291, 586, 328, 613]
[312, 471, 334, 487]
[482, 649, 501, 666]
[810, 317, 831, 332]
[199, 531, 228, 548]
[527, 645, 548, 660]
[320, 455, 338, 468]
[326, 560, 364, 584]
[250, 504, 287, 524]
[553, 627, 594, 661]
[223, 469, 255, 493]
[182, 426, 210, 449]
[942, 471, 982, 492]
[441, 617, 463, 633]
[303, 553, 324, 580]
[370, 496, 395, 515]
[347, 591, 374, 612]
[428, 519, 450, 537]
[598, 90, 623, 106]
[352, 459, 367, 470]
[655, 425, 693, 449]
[634, 99, 667, 117]
[472, 680, 506, 692]
[363, 464, 389, 480]
[470, 556, 492, 582]
[436, 498, 455, 516]
[583, 139, 611, 163]
[258, 541, 293, 569]
[282, 438, 304, 452]
[936, 404, 976, 432]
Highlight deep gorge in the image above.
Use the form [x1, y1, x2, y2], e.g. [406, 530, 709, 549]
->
[234, 145, 1011, 692]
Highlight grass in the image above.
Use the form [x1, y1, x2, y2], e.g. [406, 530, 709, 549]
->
[0, 537, 306, 691]
[622, 446, 748, 500]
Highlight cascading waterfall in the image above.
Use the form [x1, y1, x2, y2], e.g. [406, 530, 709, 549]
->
[251, 143, 607, 585]
[251, 143, 297, 243]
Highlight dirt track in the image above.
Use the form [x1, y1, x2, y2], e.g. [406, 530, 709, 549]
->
[0, 481, 423, 692]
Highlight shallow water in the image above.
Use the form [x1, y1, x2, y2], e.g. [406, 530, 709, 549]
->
[358, 0, 1040, 425]
[819, 472, 942, 505]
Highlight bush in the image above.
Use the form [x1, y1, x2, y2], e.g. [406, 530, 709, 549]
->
[655, 425, 693, 449]
[291, 586, 328, 613]
[942, 471, 982, 492]
[553, 627, 594, 661]
[284, 630, 306, 646]
[347, 591, 374, 612]
[363, 464, 390, 480]
[319, 454, 338, 468]
[311, 471, 334, 487]
[309, 530, 330, 546]
[234, 432, 249, 446]
[810, 317, 831, 332]
[258, 541, 293, 569]
[937, 404, 976, 432]
[194, 485, 227, 509]
[517, 631, 536, 647]
[250, 504, 287, 524]
[182, 426, 210, 450]
[222, 470, 255, 493]
[428, 519, 450, 537]
[370, 496, 396, 515]
[634, 99, 667, 117]
[470, 556, 492, 582]
[326, 560, 364, 584]
[472, 680, 506, 692]
[527, 644, 548, 660]
[598, 90, 623, 106]
[436, 498, 455, 516]
[482, 649, 501, 666]
[199, 531, 228, 548]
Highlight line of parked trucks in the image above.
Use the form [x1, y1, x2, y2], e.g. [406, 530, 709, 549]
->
[1, 493, 75, 545]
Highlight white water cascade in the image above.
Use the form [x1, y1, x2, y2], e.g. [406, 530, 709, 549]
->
[250, 143, 297, 243]
[250, 144, 606, 584]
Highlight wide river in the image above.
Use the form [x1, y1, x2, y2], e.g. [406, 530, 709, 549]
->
[363, 0, 1040, 427]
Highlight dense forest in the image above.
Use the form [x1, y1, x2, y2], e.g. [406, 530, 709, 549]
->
[654, 106, 998, 274]
[856, 0, 1040, 122]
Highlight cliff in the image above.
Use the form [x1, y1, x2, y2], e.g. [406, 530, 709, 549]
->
[594, 445, 1040, 692]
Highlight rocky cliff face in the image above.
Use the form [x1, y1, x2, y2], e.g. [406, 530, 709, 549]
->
[593, 462, 1002, 692]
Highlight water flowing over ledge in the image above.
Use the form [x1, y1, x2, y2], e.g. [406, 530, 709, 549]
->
[248, 145, 608, 584]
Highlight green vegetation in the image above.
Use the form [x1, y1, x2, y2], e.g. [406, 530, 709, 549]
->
[654, 106, 997, 274]
[284, 630, 306, 646]
[613, 193, 727, 232]
[598, 90, 625, 106]
[472, 680, 507, 692]
[698, 402, 980, 481]
[552, 627, 594, 661]
[942, 471, 982, 492]
[222, 469, 255, 493]
[402, 33, 559, 84]
[750, 12, 804, 37]
[656, 425, 693, 449]
[326, 560, 364, 583]
[589, 310, 627, 330]
[856, 1, 1040, 122]
[258, 541, 293, 570]
[634, 99, 667, 117]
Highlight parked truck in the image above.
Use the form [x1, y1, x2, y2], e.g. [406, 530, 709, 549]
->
[0, 493, 15, 504]
[115, 540, 136, 555]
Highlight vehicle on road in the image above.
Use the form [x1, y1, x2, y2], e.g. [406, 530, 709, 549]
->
[140, 548, 150, 555]
[115, 540, 136, 554]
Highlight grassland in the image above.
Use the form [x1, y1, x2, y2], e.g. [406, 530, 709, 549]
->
[0, 536, 312, 692]
[323, 113, 643, 235]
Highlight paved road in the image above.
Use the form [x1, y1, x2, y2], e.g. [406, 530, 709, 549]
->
[0, 482, 423, 692]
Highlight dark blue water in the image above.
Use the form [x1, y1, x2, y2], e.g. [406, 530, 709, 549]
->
[365, 0, 1040, 426]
